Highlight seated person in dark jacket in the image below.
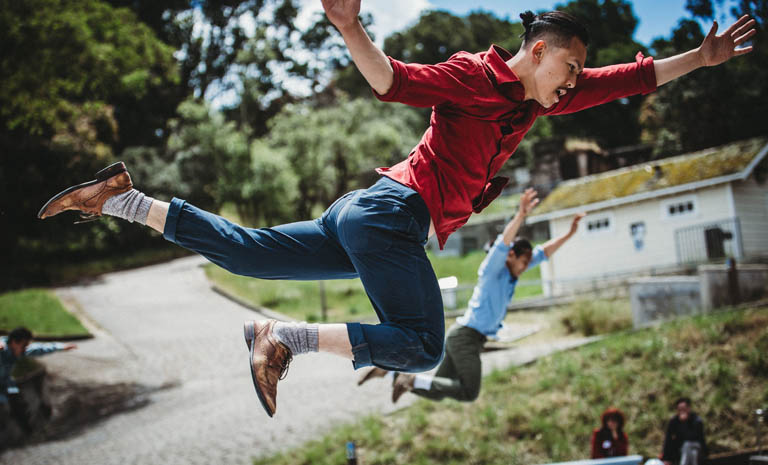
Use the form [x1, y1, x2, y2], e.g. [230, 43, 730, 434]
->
[662, 397, 708, 465]
[591, 407, 629, 458]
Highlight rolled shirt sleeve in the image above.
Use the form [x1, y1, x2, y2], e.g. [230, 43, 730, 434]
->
[542, 52, 657, 116]
[373, 53, 486, 108]
[528, 245, 548, 270]
[477, 235, 512, 279]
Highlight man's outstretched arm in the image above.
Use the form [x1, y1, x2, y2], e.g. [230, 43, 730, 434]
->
[654, 14, 756, 86]
[501, 188, 539, 246]
[542, 213, 585, 258]
[321, 0, 393, 95]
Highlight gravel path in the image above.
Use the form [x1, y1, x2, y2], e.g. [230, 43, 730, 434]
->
[5, 256, 596, 465]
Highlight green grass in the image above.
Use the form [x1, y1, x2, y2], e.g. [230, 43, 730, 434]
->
[0, 289, 90, 338]
[560, 298, 633, 336]
[205, 250, 542, 322]
[252, 306, 768, 465]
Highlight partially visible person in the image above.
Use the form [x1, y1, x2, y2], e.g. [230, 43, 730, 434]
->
[359, 189, 585, 404]
[662, 397, 708, 465]
[591, 407, 629, 458]
[0, 327, 76, 449]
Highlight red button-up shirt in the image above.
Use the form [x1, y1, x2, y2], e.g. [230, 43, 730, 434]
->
[374, 44, 657, 249]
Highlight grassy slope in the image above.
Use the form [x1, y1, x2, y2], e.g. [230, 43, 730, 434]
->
[0, 289, 89, 338]
[204, 250, 542, 322]
[253, 307, 768, 465]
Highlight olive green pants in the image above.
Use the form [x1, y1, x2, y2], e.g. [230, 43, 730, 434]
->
[411, 324, 487, 402]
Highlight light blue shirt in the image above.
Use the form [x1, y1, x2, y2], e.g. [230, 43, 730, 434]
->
[0, 336, 64, 403]
[456, 235, 547, 337]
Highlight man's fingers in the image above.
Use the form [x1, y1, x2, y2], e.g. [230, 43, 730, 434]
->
[734, 46, 754, 56]
[725, 14, 751, 35]
[731, 18, 756, 38]
[734, 29, 757, 46]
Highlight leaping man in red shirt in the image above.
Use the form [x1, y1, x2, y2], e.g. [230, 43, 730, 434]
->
[38, 1, 756, 417]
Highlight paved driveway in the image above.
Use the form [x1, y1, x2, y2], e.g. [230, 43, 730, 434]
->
[5, 256, 595, 465]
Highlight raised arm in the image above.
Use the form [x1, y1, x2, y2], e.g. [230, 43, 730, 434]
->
[321, 0, 393, 95]
[542, 213, 584, 257]
[654, 15, 756, 86]
[501, 188, 539, 246]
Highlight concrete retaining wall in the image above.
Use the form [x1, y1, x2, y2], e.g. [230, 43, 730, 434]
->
[629, 264, 768, 327]
[629, 277, 702, 327]
[699, 264, 768, 311]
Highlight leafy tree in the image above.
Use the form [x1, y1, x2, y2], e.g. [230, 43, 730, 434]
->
[641, 0, 767, 156]
[0, 0, 179, 289]
[258, 98, 424, 219]
[547, 0, 649, 148]
[329, 10, 523, 98]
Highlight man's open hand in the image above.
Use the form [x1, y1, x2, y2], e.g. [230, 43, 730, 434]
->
[321, 0, 361, 31]
[569, 212, 586, 236]
[518, 188, 539, 217]
[699, 14, 756, 67]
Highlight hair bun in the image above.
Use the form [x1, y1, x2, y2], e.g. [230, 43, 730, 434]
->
[520, 11, 536, 30]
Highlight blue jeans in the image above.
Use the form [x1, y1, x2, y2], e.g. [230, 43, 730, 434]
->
[163, 176, 444, 372]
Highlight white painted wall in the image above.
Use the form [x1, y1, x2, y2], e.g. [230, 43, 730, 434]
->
[732, 175, 768, 258]
[539, 184, 735, 296]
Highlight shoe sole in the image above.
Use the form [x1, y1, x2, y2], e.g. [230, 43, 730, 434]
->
[243, 320, 254, 349]
[37, 161, 127, 219]
[245, 321, 274, 418]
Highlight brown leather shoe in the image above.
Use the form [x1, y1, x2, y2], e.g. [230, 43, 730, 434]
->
[357, 367, 388, 386]
[37, 161, 132, 221]
[244, 320, 292, 417]
[392, 373, 414, 403]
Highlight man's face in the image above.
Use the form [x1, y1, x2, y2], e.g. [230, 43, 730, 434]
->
[506, 250, 532, 278]
[676, 402, 691, 421]
[9, 339, 29, 357]
[530, 36, 587, 108]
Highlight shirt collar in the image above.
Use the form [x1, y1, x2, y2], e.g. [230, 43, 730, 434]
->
[485, 45, 521, 84]
[484, 45, 526, 100]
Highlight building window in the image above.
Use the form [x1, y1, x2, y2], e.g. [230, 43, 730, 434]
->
[586, 216, 612, 234]
[662, 195, 698, 219]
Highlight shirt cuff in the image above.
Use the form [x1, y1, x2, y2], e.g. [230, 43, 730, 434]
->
[635, 52, 657, 95]
[372, 57, 407, 102]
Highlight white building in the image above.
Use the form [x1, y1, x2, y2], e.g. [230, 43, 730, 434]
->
[527, 137, 768, 297]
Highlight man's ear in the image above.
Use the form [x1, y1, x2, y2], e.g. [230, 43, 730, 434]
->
[531, 40, 547, 63]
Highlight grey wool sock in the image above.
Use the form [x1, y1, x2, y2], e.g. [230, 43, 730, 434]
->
[102, 189, 154, 225]
[272, 322, 319, 355]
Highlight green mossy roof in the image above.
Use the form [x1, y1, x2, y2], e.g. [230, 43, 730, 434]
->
[535, 137, 768, 215]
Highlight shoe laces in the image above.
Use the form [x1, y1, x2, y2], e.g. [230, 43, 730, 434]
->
[278, 352, 293, 381]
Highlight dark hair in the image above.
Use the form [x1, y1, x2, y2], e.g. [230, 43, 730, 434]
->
[8, 327, 33, 343]
[674, 397, 692, 408]
[601, 407, 625, 432]
[511, 237, 533, 258]
[520, 10, 590, 49]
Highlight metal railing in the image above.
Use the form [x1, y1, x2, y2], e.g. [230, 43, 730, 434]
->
[675, 217, 743, 265]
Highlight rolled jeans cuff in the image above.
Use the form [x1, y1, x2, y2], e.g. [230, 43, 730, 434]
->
[346, 322, 372, 369]
[163, 197, 186, 244]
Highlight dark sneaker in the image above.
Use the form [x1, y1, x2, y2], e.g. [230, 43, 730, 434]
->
[244, 320, 292, 417]
[37, 162, 132, 221]
[392, 373, 414, 403]
[357, 367, 388, 386]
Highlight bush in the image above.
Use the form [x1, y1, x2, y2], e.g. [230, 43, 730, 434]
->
[560, 298, 632, 336]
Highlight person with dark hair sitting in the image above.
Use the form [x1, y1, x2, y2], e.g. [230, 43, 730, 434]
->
[662, 398, 708, 465]
[591, 407, 629, 458]
[37, 0, 756, 417]
[0, 327, 76, 448]
[359, 189, 584, 403]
